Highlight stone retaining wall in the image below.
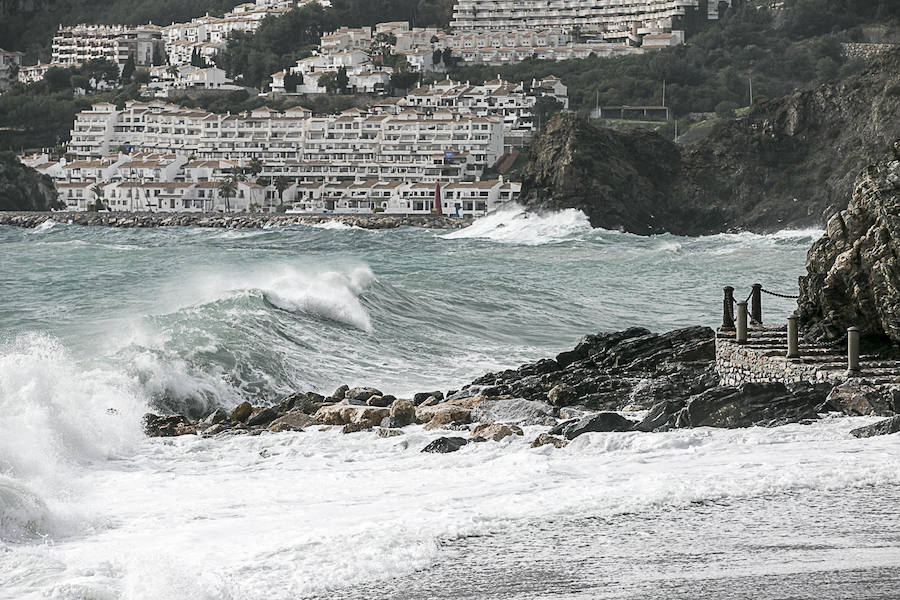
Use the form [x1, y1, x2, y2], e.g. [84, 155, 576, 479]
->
[715, 329, 845, 387]
[0, 211, 471, 230]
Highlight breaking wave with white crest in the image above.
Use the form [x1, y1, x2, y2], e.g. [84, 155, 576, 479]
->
[262, 266, 376, 332]
[441, 203, 594, 245]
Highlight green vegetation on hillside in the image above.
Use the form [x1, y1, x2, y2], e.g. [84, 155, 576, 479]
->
[449, 0, 899, 115]
[0, 60, 143, 152]
[0, 151, 58, 211]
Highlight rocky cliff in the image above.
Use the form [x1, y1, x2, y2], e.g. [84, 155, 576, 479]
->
[0, 152, 57, 211]
[518, 118, 681, 234]
[520, 49, 900, 235]
[797, 140, 900, 344]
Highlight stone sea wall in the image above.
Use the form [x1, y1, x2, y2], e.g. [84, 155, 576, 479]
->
[0, 211, 471, 230]
[715, 328, 846, 387]
[842, 42, 900, 60]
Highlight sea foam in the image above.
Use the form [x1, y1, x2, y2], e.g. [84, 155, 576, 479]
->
[442, 203, 593, 245]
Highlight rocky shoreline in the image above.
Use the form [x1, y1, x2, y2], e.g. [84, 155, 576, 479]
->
[144, 326, 900, 452]
[0, 211, 471, 230]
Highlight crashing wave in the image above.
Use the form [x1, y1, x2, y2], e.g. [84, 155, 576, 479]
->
[441, 203, 593, 245]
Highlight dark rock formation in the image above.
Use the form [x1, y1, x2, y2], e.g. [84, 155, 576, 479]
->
[421, 437, 468, 453]
[0, 152, 57, 211]
[520, 50, 900, 235]
[638, 382, 831, 430]
[850, 415, 900, 438]
[550, 412, 636, 440]
[455, 326, 717, 412]
[797, 141, 900, 343]
[519, 116, 680, 234]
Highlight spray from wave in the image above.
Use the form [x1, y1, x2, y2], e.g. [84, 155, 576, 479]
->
[0, 334, 147, 542]
[441, 203, 593, 245]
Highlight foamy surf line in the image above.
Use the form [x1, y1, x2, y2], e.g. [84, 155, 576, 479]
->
[442, 203, 594, 245]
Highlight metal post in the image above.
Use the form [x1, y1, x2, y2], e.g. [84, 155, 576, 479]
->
[736, 301, 748, 344]
[722, 286, 735, 330]
[786, 313, 799, 359]
[750, 283, 762, 325]
[847, 326, 861, 376]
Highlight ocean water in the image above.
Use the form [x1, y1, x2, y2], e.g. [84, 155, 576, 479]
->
[1, 205, 896, 599]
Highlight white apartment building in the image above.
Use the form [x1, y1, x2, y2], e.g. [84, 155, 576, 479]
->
[52, 24, 165, 69]
[270, 50, 392, 94]
[67, 101, 504, 183]
[450, 0, 730, 43]
[144, 65, 244, 97]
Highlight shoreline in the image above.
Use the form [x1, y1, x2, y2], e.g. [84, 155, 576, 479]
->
[0, 211, 472, 230]
[142, 327, 900, 452]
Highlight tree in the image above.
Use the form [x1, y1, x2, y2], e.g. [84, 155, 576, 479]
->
[152, 44, 165, 67]
[44, 67, 72, 93]
[121, 55, 136, 83]
[248, 158, 263, 177]
[218, 176, 237, 212]
[90, 184, 106, 211]
[274, 176, 291, 207]
[715, 100, 740, 118]
[533, 95, 563, 130]
[318, 71, 341, 94]
[283, 71, 303, 92]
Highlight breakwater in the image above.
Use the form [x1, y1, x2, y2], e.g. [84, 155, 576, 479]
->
[0, 211, 471, 230]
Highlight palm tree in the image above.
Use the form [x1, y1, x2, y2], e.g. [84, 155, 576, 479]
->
[90, 184, 105, 211]
[274, 176, 291, 210]
[218, 176, 237, 213]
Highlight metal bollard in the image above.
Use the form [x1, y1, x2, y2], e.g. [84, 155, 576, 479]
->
[722, 286, 735, 330]
[736, 301, 748, 344]
[786, 313, 799, 359]
[847, 326, 861, 376]
[750, 283, 763, 325]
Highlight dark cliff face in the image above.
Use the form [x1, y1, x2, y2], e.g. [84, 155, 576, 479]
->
[519, 116, 681, 234]
[521, 49, 900, 236]
[797, 141, 900, 344]
[0, 152, 57, 211]
[675, 49, 900, 234]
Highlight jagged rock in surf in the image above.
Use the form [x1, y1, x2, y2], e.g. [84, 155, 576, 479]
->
[421, 436, 468, 453]
[850, 415, 900, 438]
[549, 412, 636, 440]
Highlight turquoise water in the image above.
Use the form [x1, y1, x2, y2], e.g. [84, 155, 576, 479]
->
[0, 211, 815, 414]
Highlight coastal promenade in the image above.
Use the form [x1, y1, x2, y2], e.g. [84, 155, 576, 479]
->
[0, 211, 471, 230]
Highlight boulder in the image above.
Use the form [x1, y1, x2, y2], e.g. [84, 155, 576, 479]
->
[633, 399, 687, 433]
[314, 404, 390, 428]
[388, 398, 416, 427]
[366, 395, 393, 407]
[798, 142, 900, 343]
[850, 415, 900, 438]
[471, 397, 556, 426]
[203, 423, 230, 436]
[199, 409, 228, 429]
[547, 383, 578, 407]
[267, 411, 315, 432]
[143, 413, 188, 437]
[276, 392, 323, 415]
[230, 401, 253, 423]
[676, 382, 830, 429]
[377, 428, 405, 438]
[445, 395, 493, 410]
[530, 433, 568, 449]
[421, 437, 468, 453]
[550, 412, 636, 440]
[247, 407, 277, 427]
[470, 423, 523, 442]
[346, 387, 382, 402]
[416, 404, 471, 425]
[825, 381, 899, 416]
[414, 391, 444, 405]
[332, 384, 349, 400]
